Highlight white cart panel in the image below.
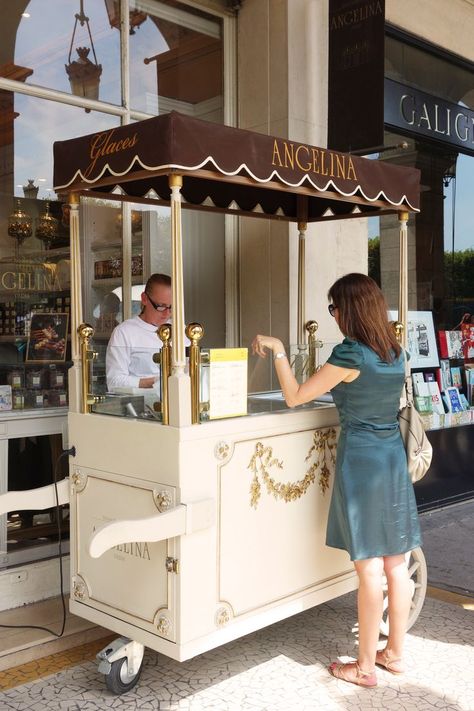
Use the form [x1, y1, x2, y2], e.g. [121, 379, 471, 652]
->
[219, 427, 350, 614]
[74, 469, 176, 639]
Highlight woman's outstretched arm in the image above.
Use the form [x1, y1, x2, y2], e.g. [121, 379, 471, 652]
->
[251, 334, 358, 407]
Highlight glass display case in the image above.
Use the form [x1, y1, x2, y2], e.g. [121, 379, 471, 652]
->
[89, 340, 338, 423]
[0, 198, 72, 413]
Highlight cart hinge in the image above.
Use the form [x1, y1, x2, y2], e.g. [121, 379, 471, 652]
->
[165, 556, 179, 574]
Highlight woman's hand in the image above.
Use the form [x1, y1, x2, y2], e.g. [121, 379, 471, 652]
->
[251, 334, 284, 358]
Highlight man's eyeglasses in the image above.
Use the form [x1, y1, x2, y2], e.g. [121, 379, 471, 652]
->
[146, 293, 172, 312]
[328, 304, 337, 317]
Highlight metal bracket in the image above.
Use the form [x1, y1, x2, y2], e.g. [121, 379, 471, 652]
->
[97, 637, 144, 678]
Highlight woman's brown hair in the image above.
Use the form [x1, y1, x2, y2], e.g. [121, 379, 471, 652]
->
[328, 273, 401, 362]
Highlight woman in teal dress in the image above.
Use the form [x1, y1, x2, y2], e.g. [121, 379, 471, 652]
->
[252, 273, 422, 689]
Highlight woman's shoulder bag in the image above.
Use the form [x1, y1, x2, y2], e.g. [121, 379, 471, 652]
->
[398, 350, 433, 483]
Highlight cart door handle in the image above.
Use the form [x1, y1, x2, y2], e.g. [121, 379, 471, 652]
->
[88, 499, 215, 559]
[0, 478, 70, 517]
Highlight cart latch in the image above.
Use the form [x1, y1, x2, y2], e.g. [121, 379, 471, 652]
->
[165, 556, 179, 574]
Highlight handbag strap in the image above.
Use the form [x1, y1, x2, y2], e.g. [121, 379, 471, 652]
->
[401, 348, 414, 406]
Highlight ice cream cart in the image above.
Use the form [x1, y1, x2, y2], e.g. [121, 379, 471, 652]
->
[0, 112, 426, 694]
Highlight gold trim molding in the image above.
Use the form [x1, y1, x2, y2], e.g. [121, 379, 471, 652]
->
[71, 469, 88, 493]
[214, 440, 230, 461]
[215, 604, 233, 628]
[248, 428, 337, 509]
[72, 574, 88, 601]
[156, 614, 172, 637]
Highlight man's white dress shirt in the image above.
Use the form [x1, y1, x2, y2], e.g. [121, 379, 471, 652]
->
[106, 315, 163, 390]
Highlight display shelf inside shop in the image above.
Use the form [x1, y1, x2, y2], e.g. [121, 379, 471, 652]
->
[421, 409, 473, 431]
[0, 245, 70, 262]
[92, 275, 143, 289]
[0, 406, 68, 420]
[91, 233, 142, 251]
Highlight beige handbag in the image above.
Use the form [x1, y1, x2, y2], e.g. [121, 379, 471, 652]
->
[398, 351, 433, 483]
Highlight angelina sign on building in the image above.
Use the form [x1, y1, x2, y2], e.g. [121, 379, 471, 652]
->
[328, 0, 385, 152]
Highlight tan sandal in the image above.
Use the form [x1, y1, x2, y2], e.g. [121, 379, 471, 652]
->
[375, 649, 405, 675]
[329, 661, 377, 688]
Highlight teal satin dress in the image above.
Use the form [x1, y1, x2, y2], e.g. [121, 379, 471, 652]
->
[325, 338, 422, 561]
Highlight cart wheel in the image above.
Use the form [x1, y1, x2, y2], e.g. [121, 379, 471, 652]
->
[380, 547, 427, 637]
[105, 656, 143, 695]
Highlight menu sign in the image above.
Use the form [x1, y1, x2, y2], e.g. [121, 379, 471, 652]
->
[208, 348, 248, 420]
[328, 0, 385, 152]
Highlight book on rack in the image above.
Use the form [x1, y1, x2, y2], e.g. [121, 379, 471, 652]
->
[426, 381, 445, 415]
[414, 395, 433, 414]
[0, 385, 12, 411]
[466, 365, 474, 406]
[450, 366, 462, 389]
[445, 386, 464, 413]
[461, 323, 474, 360]
[412, 372, 426, 395]
[439, 359, 452, 390]
[438, 330, 464, 359]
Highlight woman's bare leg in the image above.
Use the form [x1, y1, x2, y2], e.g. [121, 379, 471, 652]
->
[378, 553, 411, 670]
[354, 557, 384, 671]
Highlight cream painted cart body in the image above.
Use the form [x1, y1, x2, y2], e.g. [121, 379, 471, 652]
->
[0, 113, 426, 694]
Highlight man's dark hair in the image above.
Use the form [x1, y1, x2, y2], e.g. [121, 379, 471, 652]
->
[145, 273, 171, 292]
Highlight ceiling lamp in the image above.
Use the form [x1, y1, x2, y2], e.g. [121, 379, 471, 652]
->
[36, 201, 59, 249]
[104, 0, 147, 35]
[65, 0, 102, 104]
[8, 200, 33, 248]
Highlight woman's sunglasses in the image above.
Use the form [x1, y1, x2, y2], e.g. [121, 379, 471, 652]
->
[328, 304, 337, 317]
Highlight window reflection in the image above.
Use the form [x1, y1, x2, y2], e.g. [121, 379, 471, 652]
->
[0, 92, 119, 199]
[1, 0, 120, 105]
[130, 0, 223, 119]
[369, 136, 474, 331]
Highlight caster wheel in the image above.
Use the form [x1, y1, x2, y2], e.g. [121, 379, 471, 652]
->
[105, 656, 143, 695]
[380, 547, 427, 637]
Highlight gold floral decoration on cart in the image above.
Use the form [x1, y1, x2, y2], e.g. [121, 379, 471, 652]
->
[248, 428, 337, 509]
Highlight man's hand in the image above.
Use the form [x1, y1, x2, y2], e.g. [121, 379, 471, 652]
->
[139, 376, 157, 388]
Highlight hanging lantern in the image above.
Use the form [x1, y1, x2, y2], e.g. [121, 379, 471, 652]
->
[7, 200, 33, 246]
[22, 179, 39, 199]
[65, 1, 102, 104]
[36, 201, 59, 249]
[104, 0, 147, 35]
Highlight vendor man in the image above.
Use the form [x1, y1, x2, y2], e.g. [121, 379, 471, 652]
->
[106, 273, 172, 390]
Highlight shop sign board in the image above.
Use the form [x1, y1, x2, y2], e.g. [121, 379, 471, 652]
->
[385, 78, 474, 157]
[328, 0, 385, 152]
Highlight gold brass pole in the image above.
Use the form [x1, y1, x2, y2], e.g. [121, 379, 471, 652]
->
[297, 221, 307, 346]
[78, 323, 99, 414]
[305, 320, 320, 377]
[398, 211, 409, 349]
[185, 322, 204, 424]
[156, 324, 172, 425]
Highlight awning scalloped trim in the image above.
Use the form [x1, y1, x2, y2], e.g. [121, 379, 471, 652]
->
[54, 154, 420, 212]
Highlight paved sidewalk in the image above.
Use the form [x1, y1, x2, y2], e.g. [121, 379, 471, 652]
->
[1, 590, 472, 711]
[419, 501, 474, 596]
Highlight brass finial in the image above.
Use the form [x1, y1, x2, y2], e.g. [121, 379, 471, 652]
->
[158, 323, 172, 343]
[305, 320, 319, 339]
[393, 321, 404, 343]
[78, 322, 94, 342]
[185, 322, 205, 344]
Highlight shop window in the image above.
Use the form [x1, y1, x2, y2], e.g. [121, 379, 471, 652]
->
[129, 0, 224, 120]
[1, 0, 121, 105]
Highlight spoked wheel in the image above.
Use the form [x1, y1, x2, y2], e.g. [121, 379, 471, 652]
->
[105, 656, 143, 695]
[380, 547, 427, 637]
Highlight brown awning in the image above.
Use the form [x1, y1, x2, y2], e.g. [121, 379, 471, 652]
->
[53, 111, 420, 221]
